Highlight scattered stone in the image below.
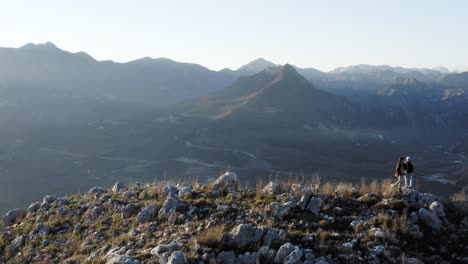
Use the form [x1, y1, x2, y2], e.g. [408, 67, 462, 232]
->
[225, 224, 266, 248]
[43, 195, 57, 204]
[237, 252, 257, 264]
[27, 202, 41, 214]
[217, 251, 236, 264]
[262, 181, 281, 195]
[137, 205, 157, 224]
[167, 251, 189, 264]
[284, 247, 303, 264]
[88, 186, 106, 196]
[429, 201, 446, 218]
[274, 242, 296, 263]
[370, 245, 385, 256]
[159, 196, 180, 217]
[419, 208, 443, 233]
[7, 236, 25, 256]
[112, 182, 126, 194]
[121, 203, 139, 218]
[2, 208, 26, 226]
[267, 202, 287, 220]
[212, 172, 238, 193]
[306, 197, 322, 215]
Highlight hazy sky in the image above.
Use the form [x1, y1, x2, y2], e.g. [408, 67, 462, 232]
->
[1, 0, 467, 71]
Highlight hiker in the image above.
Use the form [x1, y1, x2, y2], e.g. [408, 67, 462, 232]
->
[404, 156, 414, 189]
[392, 157, 405, 189]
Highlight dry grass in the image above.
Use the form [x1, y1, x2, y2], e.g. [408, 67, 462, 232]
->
[392, 212, 411, 238]
[451, 185, 468, 202]
[335, 182, 356, 197]
[194, 224, 226, 248]
[381, 179, 398, 198]
[320, 182, 335, 195]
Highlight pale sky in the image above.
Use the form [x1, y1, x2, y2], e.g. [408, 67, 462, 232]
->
[1, 0, 467, 71]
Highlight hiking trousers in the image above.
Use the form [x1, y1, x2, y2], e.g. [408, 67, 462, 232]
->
[405, 173, 413, 188]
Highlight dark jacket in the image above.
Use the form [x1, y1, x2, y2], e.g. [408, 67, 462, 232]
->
[405, 162, 414, 173]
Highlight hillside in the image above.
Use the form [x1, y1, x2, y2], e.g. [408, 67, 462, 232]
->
[1, 173, 467, 263]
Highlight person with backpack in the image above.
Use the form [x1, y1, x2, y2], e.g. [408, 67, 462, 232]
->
[392, 157, 405, 190]
[404, 156, 414, 189]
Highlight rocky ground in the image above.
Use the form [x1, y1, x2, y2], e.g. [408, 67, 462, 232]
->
[0, 172, 467, 264]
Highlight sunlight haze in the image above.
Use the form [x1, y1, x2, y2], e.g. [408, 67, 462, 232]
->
[1, 0, 467, 71]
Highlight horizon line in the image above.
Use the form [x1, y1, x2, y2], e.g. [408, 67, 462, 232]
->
[2, 41, 467, 74]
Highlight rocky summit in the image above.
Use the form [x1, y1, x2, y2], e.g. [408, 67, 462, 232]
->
[0, 173, 467, 264]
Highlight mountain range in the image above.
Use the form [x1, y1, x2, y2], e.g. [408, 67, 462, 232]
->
[0, 42, 467, 214]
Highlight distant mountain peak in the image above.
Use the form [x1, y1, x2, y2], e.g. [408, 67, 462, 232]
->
[236, 58, 278, 75]
[20, 41, 59, 50]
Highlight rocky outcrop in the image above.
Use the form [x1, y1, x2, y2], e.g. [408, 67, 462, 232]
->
[0, 177, 463, 264]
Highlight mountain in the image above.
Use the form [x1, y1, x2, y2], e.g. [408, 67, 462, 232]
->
[172, 65, 355, 126]
[0, 42, 237, 108]
[235, 58, 277, 76]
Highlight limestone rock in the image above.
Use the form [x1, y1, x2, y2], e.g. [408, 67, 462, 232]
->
[112, 182, 126, 194]
[217, 251, 236, 264]
[419, 208, 443, 233]
[212, 172, 238, 193]
[3, 208, 26, 226]
[137, 205, 157, 224]
[167, 251, 189, 264]
[274, 242, 295, 263]
[262, 181, 281, 195]
[429, 201, 446, 218]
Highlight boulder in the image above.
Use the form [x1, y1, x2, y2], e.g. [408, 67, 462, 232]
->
[284, 247, 303, 264]
[403, 257, 425, 264]
[27, 202, 41, 214]
[274, 242, 295, 263]
[266, 202, 287, 220]
[42, 195, 57, 204]
[7, 235, 25, 256]
[112, 182, 126, 194]
[225, 224, 266, 248]
[137, 205, 157, 224]
[178, 186, 192, 197]
[262, 228, 287, 247]
[306, 197, 322, 215]
[159, 196, 180, 217]
[2, 208, 26, 226]
[297, 188, 314, 210]
[106, 254, 140, 264]
[418, 208, 443, 233]
[150, 244, 169, 255]
[370, 245, 385, 256]
[429, 201, 446, 218]
[212, 172, 238, 193]
[120, 203, 139, 218]
[409, 212, 419, 224]
[238, 252, 257, 264]
[262, 181, 281, 195]
[258, 246, 277, 263]
[88, 186, 106, 196]
[217, 251, 237, 264]
[167, 251, 189, 264]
